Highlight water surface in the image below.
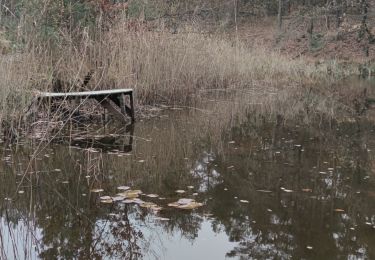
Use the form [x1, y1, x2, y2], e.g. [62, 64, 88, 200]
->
[0, 91, 375, 259]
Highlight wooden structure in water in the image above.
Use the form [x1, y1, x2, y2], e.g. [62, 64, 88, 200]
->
[38, 89, 135, 122]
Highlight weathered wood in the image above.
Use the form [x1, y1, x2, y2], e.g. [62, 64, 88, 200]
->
[39, 88, 133, 98]
[37, 89, 135, 122]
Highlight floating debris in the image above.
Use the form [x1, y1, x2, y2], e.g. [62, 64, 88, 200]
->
[175, 190, 186, 194]
[192, 193, 198, 196]
[117, 190, 142, 199]
[281, 187, 293, 193]
[267, 209, 273, 212]
[240, 200, 249, 203]
[117, 186, 130, 191]
[91, 188, 104, 193]
[62, 181, 69, 184]
[256, 190, 272, 193]
[168, 198, 203, 210]
[146, 194, 159, 198]
[100, 196, 113, 204]
[140, 202, 158, 209]
[187, 186, 194, 189]
[334, 209, 345, 212]
[224, 188, 228, 191]
[122, 198, 144, 204]
[138, 160, 145, 163]
[228, 141, 235, 144]
[111, 196, 125, 202]
[306, 246, 313, 250]
[18, 190, 25, 194]
[154, 217, 170, 221]
[302, 188, 312, 192]
[177, 198, 194, 204]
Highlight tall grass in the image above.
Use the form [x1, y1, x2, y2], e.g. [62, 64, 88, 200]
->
[0, 16, 356, 135]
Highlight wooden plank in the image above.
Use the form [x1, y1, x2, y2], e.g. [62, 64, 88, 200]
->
[96, 98, 127, 121]
[39, 88, 133, 98]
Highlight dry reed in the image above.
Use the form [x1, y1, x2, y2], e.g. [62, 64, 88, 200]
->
[0, 17, 356, 135]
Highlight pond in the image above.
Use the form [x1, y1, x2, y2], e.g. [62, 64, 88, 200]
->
[0, 87, 374, 259]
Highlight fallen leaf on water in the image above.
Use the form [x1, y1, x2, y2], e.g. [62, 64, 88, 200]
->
[154, 217, 170, 221]
[256, 190, 272, 193]
[240, 200, 249, 203]
[175, 190, 186, 194]
[91, 189, 104, 193]
[117, 190, 142, 199]
[283, 189, 294, 193]
[177, 198, 194, 204]
[117, 186, 130, 191]
[140, 202, 158, 209]
[111, 196, 125, 202]
[100, 199, 113, 204]
[123, 198, 144, 204]
[178, 202, 203, 210]
[168, 202, 180, 207]
[146, 194, 159, 198]
[151, 206, 163, 212]
[334, 209, 345, 212]
[168, 198, 203, 210]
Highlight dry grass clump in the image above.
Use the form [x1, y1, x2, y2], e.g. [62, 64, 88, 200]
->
[0, 18, 354, 135]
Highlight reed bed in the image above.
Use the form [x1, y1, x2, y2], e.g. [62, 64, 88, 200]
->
[0, 18, 356, 136]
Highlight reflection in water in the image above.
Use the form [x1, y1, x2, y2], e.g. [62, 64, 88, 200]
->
[0, 107, 374, 259]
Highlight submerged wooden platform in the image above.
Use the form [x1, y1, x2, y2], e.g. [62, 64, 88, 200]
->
[38, 88, 135, 122]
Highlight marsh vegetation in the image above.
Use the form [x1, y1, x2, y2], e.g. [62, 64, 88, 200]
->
[0, 1, 374, 259]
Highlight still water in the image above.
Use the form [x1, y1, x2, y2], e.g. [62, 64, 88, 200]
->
[0, 94, 374, 259]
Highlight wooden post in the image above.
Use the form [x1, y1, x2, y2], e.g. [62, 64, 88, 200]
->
[129, 92, 135, 123]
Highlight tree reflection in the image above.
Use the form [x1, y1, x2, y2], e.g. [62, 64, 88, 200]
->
[0, 117, 374, 259]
